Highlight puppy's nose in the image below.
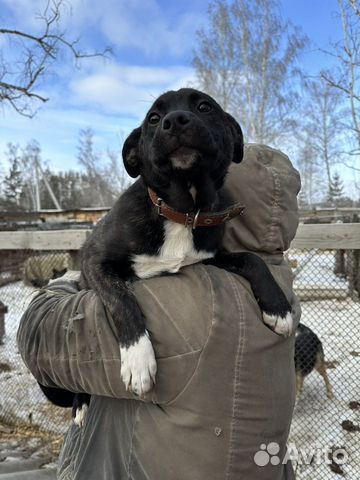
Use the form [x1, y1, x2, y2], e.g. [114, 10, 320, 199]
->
[162, 111, 191, 133]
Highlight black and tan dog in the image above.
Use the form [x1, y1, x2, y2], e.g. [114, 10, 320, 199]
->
[295, 323, 333, 399]
[39, 88, 293, 424]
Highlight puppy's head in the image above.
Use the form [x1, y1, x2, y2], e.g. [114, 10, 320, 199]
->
[123, 88, 243, 204]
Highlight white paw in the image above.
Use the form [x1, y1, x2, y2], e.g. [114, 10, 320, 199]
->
[74, 403, 88, 427]
[262, 311, 293, 337]
[120, 332, 157, 397]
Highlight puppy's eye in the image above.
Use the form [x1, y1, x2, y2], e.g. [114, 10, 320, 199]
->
[198, 101, 212, 113]
[148, 113, 161, 125]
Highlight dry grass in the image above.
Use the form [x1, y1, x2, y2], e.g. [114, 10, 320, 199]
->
[0, 418, 65, 457]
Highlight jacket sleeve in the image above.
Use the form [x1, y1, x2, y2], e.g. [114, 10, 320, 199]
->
[16, 268, 208, 404]
[17, 279, 134, 399]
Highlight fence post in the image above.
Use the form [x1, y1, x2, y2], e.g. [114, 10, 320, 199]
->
[69, 250, 81, 270]
[334, 250, 346, 277]
[348, 214, 360, 301]
[0, 301, 8, 345]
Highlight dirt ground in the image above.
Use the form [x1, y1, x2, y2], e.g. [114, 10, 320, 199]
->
[0, 419, 63, 477]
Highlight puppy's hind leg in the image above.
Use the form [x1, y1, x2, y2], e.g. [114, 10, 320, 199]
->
[315, 354, 333, 399]
[296, 372, 304, 397]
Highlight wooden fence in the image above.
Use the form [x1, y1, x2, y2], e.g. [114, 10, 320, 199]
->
[0, 223, 359, 250]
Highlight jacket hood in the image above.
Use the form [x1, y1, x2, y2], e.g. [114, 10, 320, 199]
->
[223, 143, 301, 254]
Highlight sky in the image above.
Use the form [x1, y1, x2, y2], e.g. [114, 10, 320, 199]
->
[0, 0, 347, 179]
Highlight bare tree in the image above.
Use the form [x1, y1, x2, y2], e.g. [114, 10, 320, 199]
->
[77, 128, 106, 206]
[321, 0, 360, 161]
[105, 149, 131, 196]
[296, 135, 323, 207]
[192, 1, 239, 112]
[20, 140, 44, 209]
[302, 77, 344, 193]
[192, 0, 308, 145]
[77, 128, 128, 207]
[0, 0, 109, 116]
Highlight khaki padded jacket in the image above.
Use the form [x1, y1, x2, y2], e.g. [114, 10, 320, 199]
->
[17, 144, 301, 480]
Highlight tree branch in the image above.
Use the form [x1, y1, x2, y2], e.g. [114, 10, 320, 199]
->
[0, 81, 48, 101]
[321, 72, 360, 102]
[338, 158, 360, 171]
[0, 0, 110, 116]
[349, 0, 360, 17]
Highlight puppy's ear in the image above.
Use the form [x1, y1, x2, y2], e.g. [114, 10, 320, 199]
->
[226, 113, 244, 164]
[122, 127, 142, 178]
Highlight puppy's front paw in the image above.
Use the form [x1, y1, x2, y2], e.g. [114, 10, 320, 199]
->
[72, 393, 90, 428]
[120, 331, 157, 397]
[74, 404, 88, 427]
[262, 311, 293, 337]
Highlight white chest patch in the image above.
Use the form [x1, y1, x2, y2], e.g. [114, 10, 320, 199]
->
[133, 221, 214, 279]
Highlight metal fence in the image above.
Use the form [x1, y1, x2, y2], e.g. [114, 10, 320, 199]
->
[288, 248, 360, 479]
[0, 226, 359, 479]
[0, 249, 75, 433]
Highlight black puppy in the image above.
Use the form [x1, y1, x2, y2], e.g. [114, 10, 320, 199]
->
[39, 88, 292, 424]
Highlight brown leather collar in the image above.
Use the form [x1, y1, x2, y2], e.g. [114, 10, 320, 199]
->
[148, 187, 245, 229]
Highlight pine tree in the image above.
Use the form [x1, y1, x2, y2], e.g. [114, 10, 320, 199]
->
[3, 147, 23, 207]
[327, 171, 344, 206]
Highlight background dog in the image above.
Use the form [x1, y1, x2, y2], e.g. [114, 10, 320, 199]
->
[295, 323, 333, 399]
[39, 88, 293, 424]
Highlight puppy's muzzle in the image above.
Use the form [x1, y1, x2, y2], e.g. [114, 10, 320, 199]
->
[161, 111, 191, 135]
[160, 110, 207, 170]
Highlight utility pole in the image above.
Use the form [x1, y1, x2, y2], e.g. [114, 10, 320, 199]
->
[36, 159, 62, 210]
[33, 157, 62, 211]
[35, 158, 41, 211]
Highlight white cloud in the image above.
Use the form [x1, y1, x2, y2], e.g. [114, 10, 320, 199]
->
[69, 62, 196, 118]
[62, 0, 201, 59]
[99, 0, 199, 57]
[2, 0, 205, 60]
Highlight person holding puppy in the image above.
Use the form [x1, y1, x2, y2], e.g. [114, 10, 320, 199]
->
[18, 143, 300, 480]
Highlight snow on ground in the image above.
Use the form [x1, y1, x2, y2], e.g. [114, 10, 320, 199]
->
[293, 250, 348, 290]
[0, 281, 70, 432]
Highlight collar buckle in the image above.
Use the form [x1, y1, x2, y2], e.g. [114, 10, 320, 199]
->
[184, 212, 194, 227]
[184, 209, 201, 229]
[155, 197, 163, 216]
